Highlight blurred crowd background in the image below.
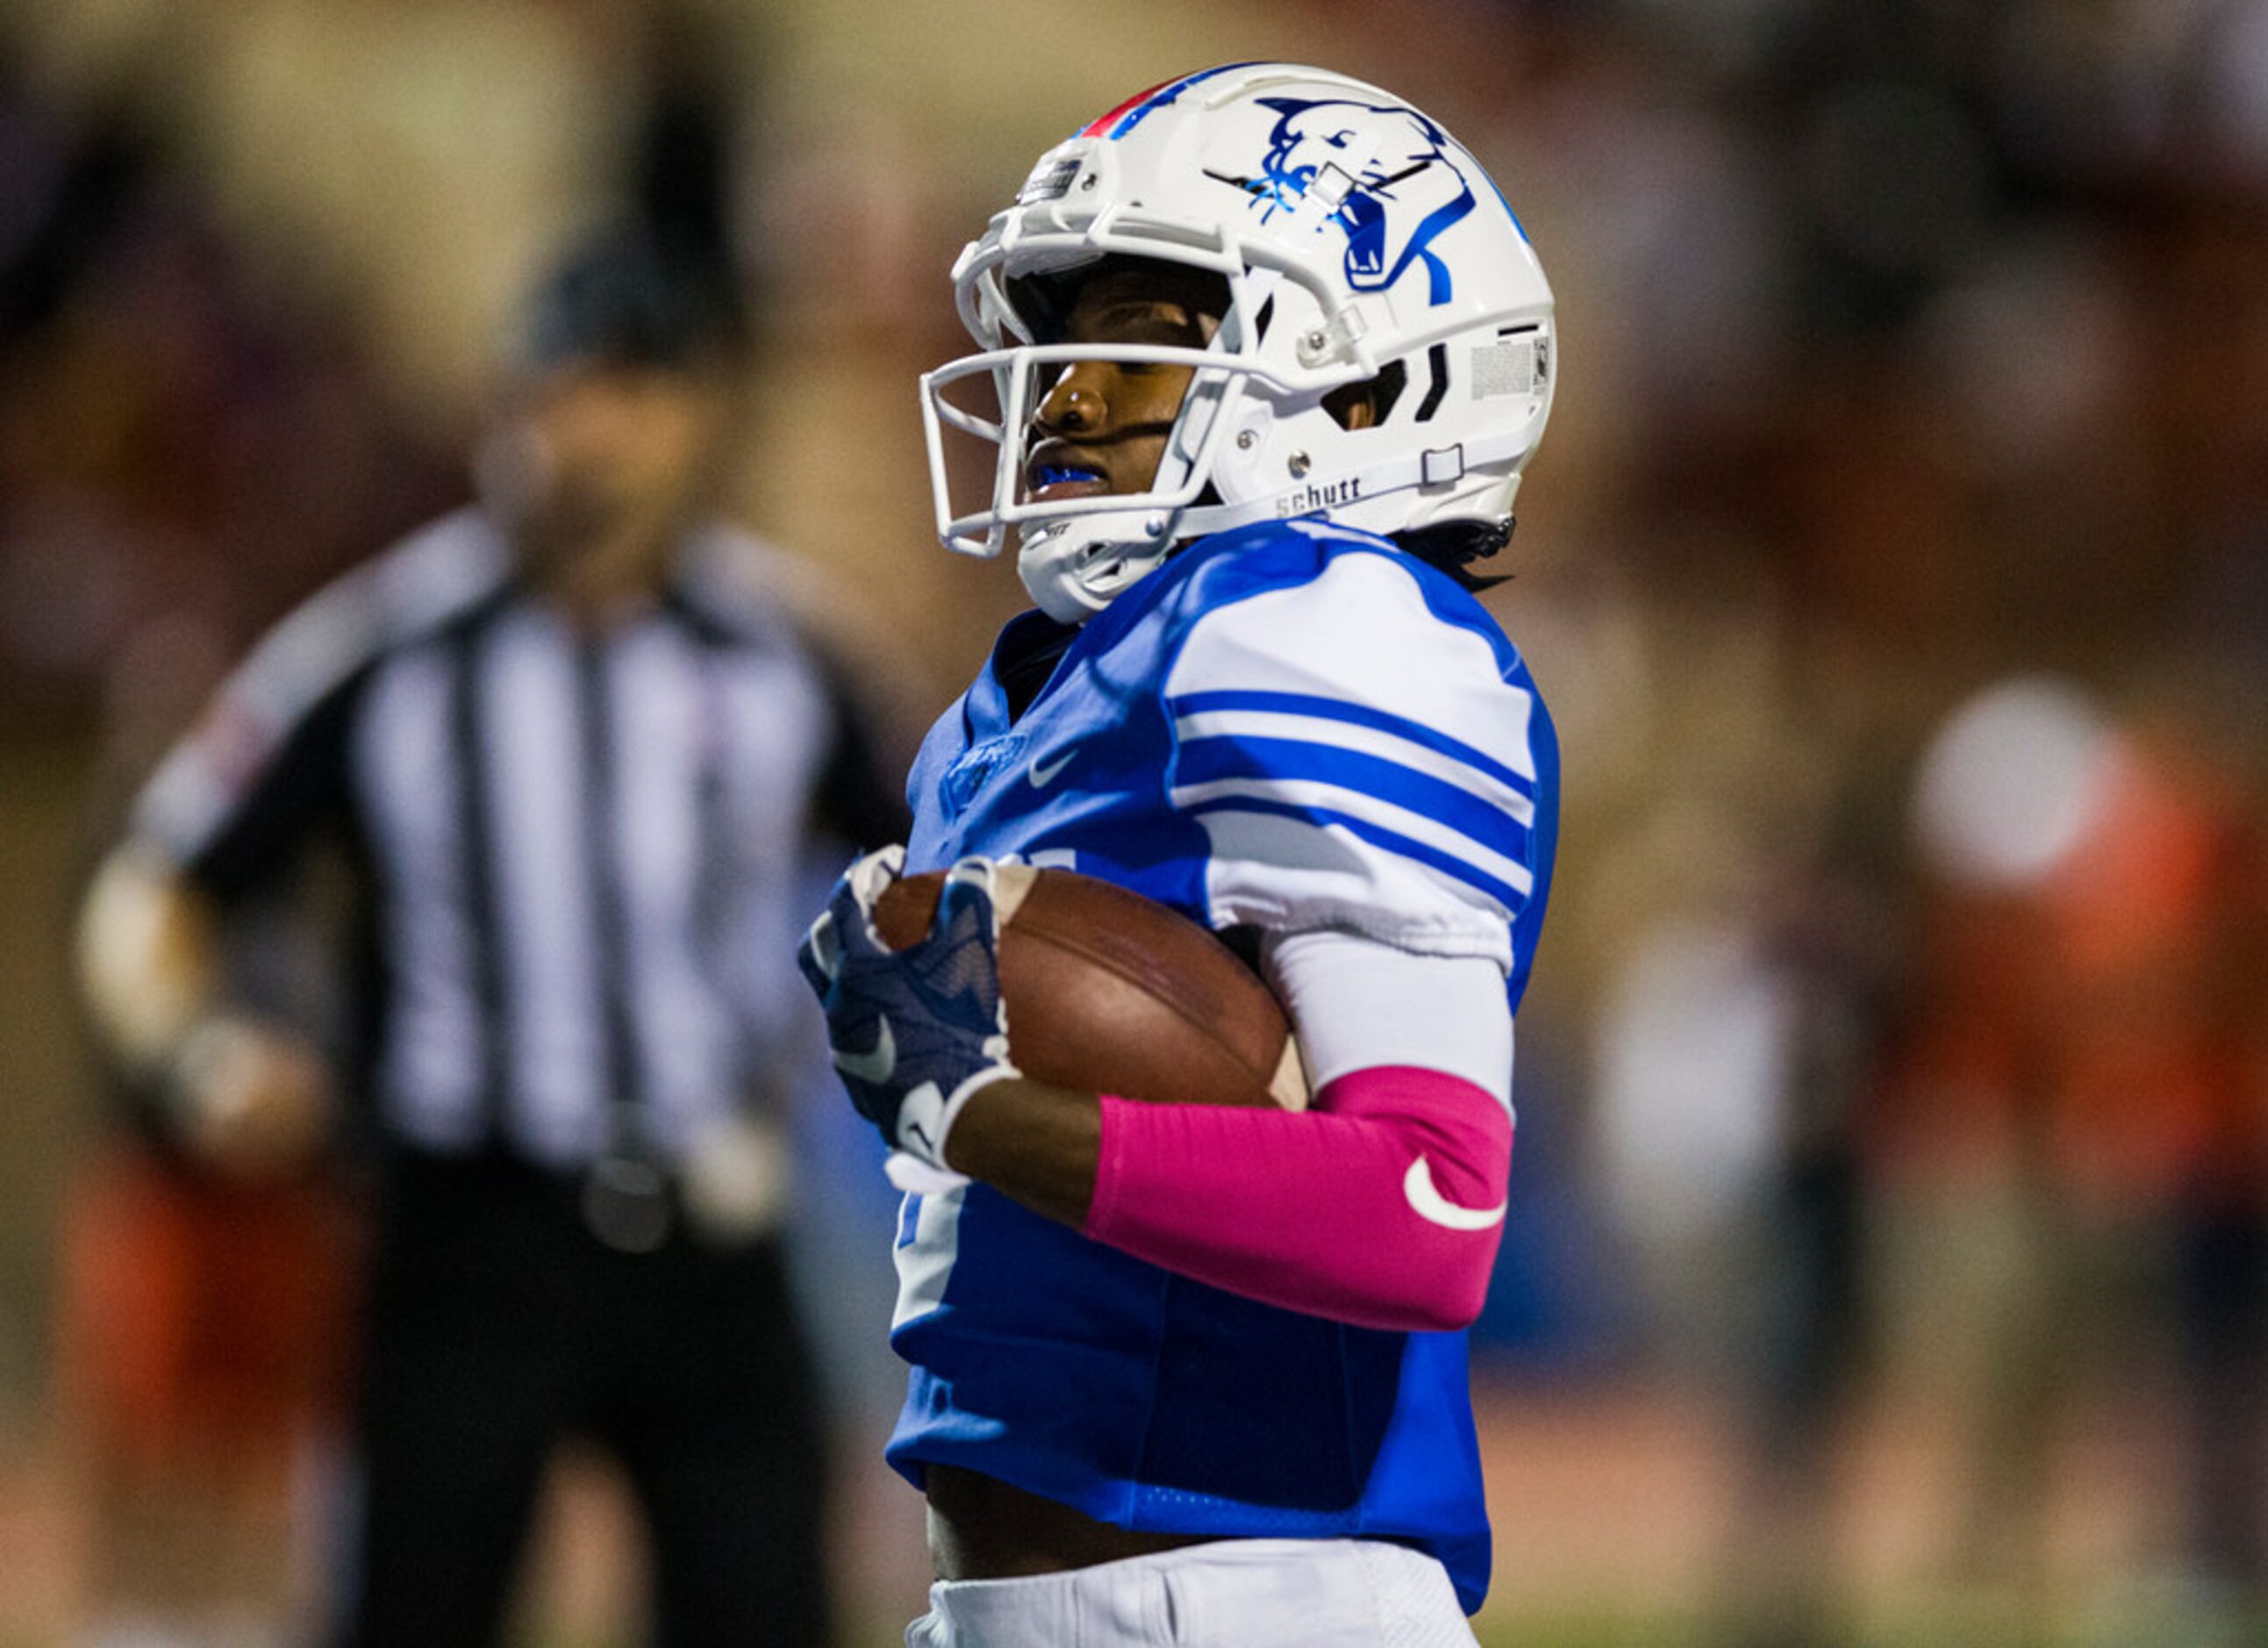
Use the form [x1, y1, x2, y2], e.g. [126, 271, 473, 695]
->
[2, 0, 2266, 1644]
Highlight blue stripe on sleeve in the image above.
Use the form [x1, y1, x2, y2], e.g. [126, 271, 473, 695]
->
[1181, 794, 1529, 915]
[1174, 734, 1529, 861]
[1169, 688, 1536, 799]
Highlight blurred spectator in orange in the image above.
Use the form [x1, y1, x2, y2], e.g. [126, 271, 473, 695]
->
[55, 645, 356, 1645]
[2034, 703, 2268, 1595]
[1881, 677, 2268, 1609]
[51, 1089, 354, 1648]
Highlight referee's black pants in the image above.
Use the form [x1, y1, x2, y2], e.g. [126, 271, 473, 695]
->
[328, 1150, 834, 1648]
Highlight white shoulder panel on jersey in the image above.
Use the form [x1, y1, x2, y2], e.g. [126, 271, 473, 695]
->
[1163, 548, 1540, 970]
[133, 509, 509, 864]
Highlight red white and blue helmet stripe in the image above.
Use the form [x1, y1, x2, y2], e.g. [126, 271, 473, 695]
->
[1076, 62, 1260, 141]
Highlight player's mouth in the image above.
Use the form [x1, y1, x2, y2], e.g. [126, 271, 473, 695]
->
[1024, 448, 1113, 503]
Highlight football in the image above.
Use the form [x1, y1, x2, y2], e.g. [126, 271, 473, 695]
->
[872, 864, 1304, 1109]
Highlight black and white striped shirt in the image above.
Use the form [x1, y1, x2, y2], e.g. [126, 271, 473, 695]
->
[134, 508, 905, 1172]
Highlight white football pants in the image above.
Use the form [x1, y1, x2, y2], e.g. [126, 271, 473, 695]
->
[904, 1537, 1479, 1646]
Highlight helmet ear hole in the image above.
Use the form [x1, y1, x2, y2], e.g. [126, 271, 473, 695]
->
[1321, 358, 1408, 431]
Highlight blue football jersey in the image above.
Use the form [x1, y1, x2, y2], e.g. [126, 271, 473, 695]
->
[886, 518, 1558, 1614]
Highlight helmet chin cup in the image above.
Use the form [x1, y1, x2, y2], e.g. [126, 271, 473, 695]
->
[1017, 509, 1180, 623]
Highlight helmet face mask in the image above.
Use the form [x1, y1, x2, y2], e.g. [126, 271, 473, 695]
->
[920, 63, 1555, 622]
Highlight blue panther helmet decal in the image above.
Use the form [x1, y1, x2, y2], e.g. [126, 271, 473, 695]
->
[1206, 97, 1477, 306]
[923, 63, 1555, 623]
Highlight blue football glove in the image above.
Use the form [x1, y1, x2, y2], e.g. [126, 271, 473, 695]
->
[798, 846, 1019, 1185]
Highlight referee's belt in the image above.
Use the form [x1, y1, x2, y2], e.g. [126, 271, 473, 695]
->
[388, 1115, 790, 1253]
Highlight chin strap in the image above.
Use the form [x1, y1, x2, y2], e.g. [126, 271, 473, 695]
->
[1018, 512, 1177, 620]
[1174, 415, 1540, 539]
[1019, 413, 1536, 620]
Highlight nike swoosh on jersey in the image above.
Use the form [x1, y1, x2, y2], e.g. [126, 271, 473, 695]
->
[834, 1016, 897, 1084]
[1028, 748, 1077, 787]
[1403, 1155, 1506, 1231]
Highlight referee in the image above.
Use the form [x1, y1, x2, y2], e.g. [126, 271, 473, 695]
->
[75, 231, 902, 1646]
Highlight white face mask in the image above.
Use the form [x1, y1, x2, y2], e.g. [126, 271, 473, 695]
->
[924, 333, 1256, 621]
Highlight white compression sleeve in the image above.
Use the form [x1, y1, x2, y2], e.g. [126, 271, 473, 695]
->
[1261, 928, 1513, 1111]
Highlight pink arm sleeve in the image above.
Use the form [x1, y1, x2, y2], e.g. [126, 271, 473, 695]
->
[1083, 1065, 1514, 1333]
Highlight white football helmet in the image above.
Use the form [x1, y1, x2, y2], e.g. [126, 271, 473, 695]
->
[921, 62, 1556, 622]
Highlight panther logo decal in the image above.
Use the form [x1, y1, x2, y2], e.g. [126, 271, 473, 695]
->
[1206, 97, 1477, 305]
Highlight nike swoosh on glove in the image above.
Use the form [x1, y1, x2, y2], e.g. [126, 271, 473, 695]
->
[798, 847, 1020, 1186]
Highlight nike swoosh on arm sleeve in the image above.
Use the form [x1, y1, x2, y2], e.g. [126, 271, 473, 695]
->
[1084, 1064, 1513, 1332]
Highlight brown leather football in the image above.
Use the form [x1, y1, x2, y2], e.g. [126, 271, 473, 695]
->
[871, 865, 1303, 1109]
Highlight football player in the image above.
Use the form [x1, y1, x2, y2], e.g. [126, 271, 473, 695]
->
[800, 63, 1558, 1644]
